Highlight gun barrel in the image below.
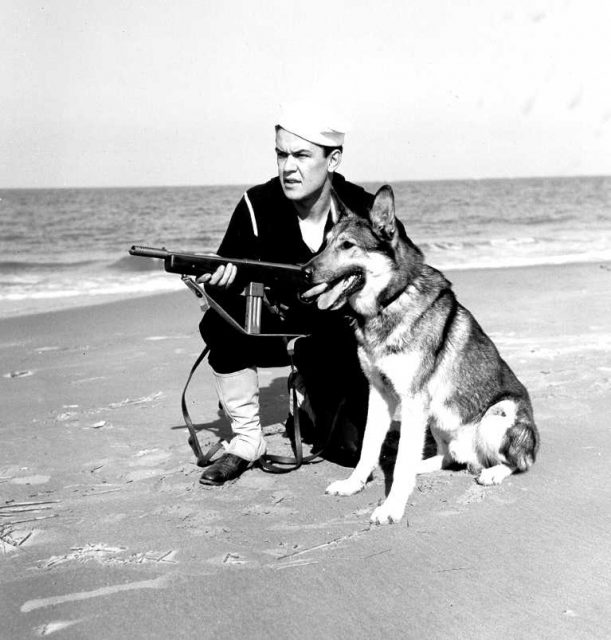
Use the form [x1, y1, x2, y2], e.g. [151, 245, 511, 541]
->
[129, 245, 169, 259]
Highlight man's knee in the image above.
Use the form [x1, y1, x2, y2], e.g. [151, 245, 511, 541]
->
[200, 309, 290, 373]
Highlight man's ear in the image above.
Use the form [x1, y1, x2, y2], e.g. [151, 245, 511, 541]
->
[370, 185, 396, 240]
[327, 148, 342, 173]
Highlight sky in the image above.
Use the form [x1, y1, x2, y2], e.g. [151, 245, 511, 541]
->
[1, 0, 610, 188]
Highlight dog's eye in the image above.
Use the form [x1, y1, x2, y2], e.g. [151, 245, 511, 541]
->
[340, 240, 354, 250]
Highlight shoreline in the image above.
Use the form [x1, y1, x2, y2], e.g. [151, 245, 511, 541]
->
[1, 258, 609, 323]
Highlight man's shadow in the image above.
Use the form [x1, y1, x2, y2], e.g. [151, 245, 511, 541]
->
[170, 374, 290, 444]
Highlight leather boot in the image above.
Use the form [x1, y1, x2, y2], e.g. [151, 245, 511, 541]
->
[200, 453, 251, 486]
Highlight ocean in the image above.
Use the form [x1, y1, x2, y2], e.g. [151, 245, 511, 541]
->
[1, 176, 610, 318]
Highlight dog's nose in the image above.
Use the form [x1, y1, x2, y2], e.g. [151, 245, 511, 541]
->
[302, 264, 312, 280]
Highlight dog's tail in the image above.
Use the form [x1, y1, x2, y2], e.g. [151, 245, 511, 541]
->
[501, 405, 540, 471]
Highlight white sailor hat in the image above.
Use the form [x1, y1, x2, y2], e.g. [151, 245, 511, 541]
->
[276, 101, 346, 147]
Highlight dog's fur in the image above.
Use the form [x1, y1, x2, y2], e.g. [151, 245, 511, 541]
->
[302, 185, 539, 524]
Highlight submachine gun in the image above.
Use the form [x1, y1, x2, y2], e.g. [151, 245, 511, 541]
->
[129, 245, 336, 473]
[129, 245, 320, 471]
[129, 245, 311, 336]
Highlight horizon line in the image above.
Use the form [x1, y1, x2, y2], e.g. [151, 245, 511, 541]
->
[0, 172, 609, 191]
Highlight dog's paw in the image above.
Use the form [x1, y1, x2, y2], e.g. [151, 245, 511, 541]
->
[325, 477, 365, 496]
[476, 464, 512, 486]
[370, 500, 405, 525]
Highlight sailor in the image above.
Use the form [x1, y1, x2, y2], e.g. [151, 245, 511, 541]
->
[197, 102, 373, 485]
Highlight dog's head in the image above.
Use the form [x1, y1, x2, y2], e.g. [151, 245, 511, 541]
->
[302, 185, 423, 316]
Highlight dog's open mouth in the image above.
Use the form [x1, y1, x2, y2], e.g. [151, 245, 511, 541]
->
[301, 272, 363, 311]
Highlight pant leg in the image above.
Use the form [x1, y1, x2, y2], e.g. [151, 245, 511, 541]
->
[293, 314, 369, 465]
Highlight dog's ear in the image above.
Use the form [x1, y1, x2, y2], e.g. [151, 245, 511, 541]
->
[370, 185, 396, 240]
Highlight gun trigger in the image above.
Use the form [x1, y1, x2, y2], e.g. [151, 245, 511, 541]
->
[181, 275, 205, 299]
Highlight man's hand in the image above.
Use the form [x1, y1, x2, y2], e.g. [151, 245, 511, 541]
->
[196, 263, 237, 289]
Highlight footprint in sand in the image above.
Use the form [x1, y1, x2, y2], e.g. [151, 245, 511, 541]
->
[456, 484, 488, 505]
[55, 412, 78, 422]
[124, 469, 165, 482]
[205, 552, 252, 566]
[35, 619, 85, 636]
[241, 504, 296, 517]
[40, 544, 127, 569]
[89, 421, 110, 429]
[236, 474, 277, 490]
[3, 370, 34, 378]
[108, 392, 163, 408]
[1, 529, 36, 553]
[10, 475, 50, 485]
[130, 449, 172, 466]
[153, 504, 221, 523]
[39, 545, 179, 569]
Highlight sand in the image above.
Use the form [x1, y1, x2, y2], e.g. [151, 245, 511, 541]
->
[1, 261, 610, 639]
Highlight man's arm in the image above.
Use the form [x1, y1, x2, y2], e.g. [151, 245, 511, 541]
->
[201, 193, 260, 289]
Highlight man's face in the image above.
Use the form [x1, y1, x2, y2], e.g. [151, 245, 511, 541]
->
[275, 128, 340, 202]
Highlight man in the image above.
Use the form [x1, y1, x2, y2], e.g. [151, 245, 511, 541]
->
[197, 103, 374, 485]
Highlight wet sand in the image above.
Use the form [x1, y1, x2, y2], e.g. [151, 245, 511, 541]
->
[1, 261, 610, 639]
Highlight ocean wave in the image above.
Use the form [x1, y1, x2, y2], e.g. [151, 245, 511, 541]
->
[0, 259, 101, 273]
[1, 246, 609, 307]
[420, 236, 540, 253]
[433, 250, 611, 271]
[421, 240, 467, 251]
[0, 272, 183, 302]
[109, 255, 165, 272]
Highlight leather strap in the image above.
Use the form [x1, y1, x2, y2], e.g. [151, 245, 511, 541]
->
[180, 342, 341, 473]
[181, 345, 228, 468]
[256, 345, 343, 474]
[257, 399, 343, 474]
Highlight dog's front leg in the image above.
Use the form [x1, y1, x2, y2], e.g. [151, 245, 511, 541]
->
[326, 382, 395, 497]
[370, 398, 427, 524]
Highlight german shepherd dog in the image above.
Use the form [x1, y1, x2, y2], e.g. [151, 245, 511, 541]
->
[302, 185, 539, 525]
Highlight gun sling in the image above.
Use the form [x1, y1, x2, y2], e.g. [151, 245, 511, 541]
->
[179, 277, 339, 473]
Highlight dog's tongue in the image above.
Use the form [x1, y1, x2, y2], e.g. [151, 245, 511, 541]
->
[301, 277, 355, 310]
[301, 282, 328, 301]
[316, 283, 344, 310]
[317, 277, 356, 310]
[301, 282, 338, 310]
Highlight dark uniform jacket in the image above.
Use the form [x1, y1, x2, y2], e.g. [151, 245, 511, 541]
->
[201, 173, 373, 365]
[200, 173, 373, 462]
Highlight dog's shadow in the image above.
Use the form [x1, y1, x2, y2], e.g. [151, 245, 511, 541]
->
[379, 425, 441, 496]
[169, 375, 289, 444]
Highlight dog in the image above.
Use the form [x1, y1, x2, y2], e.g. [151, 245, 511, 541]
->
[302, 185, 539, 525]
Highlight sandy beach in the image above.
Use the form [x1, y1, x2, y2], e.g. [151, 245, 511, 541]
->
[1, 261, 610, 639]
